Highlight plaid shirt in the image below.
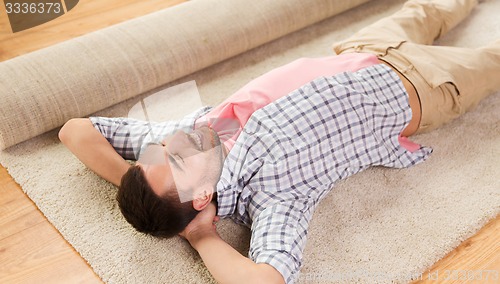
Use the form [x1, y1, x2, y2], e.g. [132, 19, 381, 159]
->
[90, 64, 432, 283]
[90, 107, 212, 160]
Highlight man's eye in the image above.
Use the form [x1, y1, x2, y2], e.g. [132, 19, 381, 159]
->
[168, 155, 176, 164]
[168, 154, 182, 164]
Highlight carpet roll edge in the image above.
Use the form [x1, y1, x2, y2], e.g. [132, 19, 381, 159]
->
[0, 0, 372, 150]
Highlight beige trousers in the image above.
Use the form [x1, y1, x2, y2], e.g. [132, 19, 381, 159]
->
[333, 0, 500, 133]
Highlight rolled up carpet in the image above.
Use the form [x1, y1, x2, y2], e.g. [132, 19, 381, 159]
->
[0, 0, 370, 150]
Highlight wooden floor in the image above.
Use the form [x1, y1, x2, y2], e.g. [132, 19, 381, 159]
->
[0, 166, 102, 283]
[0, 0, 184, 61]
[0, 0, 498, 283]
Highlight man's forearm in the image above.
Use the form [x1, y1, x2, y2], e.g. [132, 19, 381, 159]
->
[188, 230, 285, 284]
[59, 118, 130, 186]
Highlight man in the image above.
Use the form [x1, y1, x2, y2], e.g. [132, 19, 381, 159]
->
[59, 0, 500, 283]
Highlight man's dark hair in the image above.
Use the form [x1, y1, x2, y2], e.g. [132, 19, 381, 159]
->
[117, 165, 199, 238]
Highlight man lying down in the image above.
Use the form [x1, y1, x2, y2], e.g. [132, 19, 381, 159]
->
[59, 1, 500, 283]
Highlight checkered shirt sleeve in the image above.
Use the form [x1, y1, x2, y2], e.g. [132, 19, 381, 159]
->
[216, 64, 432, 283]
[89, 107, 212, 160]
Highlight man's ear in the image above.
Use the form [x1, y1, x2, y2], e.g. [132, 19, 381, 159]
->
[192, 188, 213, 211]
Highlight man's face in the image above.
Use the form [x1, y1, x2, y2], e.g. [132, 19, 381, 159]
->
[137, 126, 227, 202]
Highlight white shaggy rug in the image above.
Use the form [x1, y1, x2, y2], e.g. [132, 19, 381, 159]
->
[1, 0, 499, 283]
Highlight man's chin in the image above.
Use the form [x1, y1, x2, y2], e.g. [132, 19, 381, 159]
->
[197, 125, 228, 161]
[201, 125, 221, 149]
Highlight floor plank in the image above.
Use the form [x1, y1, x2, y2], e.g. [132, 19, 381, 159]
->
[0, 0, 184, 61]
[0, 165, 102, 284]
[413, 214, 499, 283]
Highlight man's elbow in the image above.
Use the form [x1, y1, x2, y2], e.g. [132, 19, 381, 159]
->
[58, 120, 71, 145]
[59, 118, 90, 145]
[254, 263, 285, 284]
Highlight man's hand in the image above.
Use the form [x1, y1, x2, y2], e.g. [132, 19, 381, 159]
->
[179, 202, 220, 247]
[179, 202, 285, 284]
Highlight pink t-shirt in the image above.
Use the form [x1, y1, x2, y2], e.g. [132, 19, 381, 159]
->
[197, 53, 420, 152]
